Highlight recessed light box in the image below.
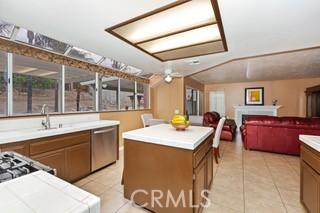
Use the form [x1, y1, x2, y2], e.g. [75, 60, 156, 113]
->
[106, 0, 227, 62]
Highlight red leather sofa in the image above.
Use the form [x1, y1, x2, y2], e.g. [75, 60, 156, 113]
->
[241, 115, 320, 155]
[203, 111, 237, 141]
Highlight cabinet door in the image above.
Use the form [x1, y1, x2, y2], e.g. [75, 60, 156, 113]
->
[31, 149, 66, 179]
[206, 149, 213, 189]
[301, 161, 320, 213]
[194, 158, 207, 213]
[0, 143, 28, 156]
[65, 142, 91, 182]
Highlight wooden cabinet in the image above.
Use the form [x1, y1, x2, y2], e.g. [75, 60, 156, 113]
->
[124, 133, 214, 213]
[193, 147, 213, 213]
[300, 144, 320, 213]
[65, 142, 91, 182]
[32, 149, 66, 179]
[194, 156, 207, 213]
[306, 85, 320, 117]
[0, 131, 91, 182]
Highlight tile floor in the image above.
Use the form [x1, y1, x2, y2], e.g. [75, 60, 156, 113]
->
[74, 135, 305, 213]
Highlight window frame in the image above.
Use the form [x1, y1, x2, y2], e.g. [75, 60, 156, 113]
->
[1, 51, 150, 117]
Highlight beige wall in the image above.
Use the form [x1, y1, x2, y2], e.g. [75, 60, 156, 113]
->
[205, 78, 320, 118]
[100, 109, 151, 146]
[151, 78, 185, 121]
[184, 77, 204, 92]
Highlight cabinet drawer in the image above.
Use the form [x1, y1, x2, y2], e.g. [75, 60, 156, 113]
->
[30, 131, 90, 156]
[0, 142, 29, 156]
[301, 145, 320, 174]
[193, 134, 213, 168]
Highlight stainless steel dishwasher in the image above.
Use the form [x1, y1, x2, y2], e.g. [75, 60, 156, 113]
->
[91, 126, 118, 172]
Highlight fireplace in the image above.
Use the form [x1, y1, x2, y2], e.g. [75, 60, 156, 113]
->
[233, 105, 282, 128]
[241, 114, 268, 124]
[242, 114, 253, 125]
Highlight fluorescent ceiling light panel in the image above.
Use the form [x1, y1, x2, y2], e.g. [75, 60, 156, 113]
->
[106, 0, 227, 61]
[138, 24, 220, 53]
[113, 0, 216, 43]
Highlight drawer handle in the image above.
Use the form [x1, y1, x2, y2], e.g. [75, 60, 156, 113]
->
[93, 129, 115, 134]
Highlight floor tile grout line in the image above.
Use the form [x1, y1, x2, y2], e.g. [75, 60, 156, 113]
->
[262, 153, 289, 213]
[242, 145, 246, 213]
[283, 156, 300, 177]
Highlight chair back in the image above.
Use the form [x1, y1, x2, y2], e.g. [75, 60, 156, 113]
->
[141, 114, 153, 127]
[213, 117, 226, 148]
[203, 111, 221, 126]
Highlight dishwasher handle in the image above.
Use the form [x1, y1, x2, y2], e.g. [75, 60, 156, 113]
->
[93, 128, 115, 134]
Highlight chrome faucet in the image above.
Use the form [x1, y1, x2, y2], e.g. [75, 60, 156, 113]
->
[41, 104, 51, 129]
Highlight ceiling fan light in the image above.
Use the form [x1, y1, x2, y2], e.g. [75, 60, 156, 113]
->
[164, 75, 172, 83]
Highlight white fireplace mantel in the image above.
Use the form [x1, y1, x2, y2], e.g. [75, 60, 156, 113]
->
[233, 105, 282, 128]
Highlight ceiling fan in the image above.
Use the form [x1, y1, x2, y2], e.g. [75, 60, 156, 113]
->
[162, 64, 183, 83]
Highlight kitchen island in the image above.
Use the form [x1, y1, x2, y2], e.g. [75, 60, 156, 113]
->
[122, 124, 214, 213]
[299, 135, 320, 213]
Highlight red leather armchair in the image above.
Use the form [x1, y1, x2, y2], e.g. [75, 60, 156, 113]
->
[241, 115, 320, 155]
[203, 112, 237, 141]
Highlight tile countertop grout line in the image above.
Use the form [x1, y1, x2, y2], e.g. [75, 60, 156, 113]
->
[1, 171, 99, 213]
[32, 172, 93, 204]
[4, 183, 37, 213]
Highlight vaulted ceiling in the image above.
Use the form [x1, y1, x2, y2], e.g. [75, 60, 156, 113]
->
[0, 0, 319, 83]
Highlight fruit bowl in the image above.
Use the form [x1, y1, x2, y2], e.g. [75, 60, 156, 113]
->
[171, 114, 191, 131]
[171, 122, 190, 131]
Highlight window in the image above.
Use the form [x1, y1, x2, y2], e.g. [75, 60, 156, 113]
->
[68, 47, 103, 64]
[99, 75, 119, 111]
[100, 58, 143, 76]
[64, 66, 96, 112]
[120, 79, 135, 110]
[12, 54, 61, 114]
[0, 52, 7, 115]
[199, 91, 204, 115]
[0, 20, 14, 38]
[186, 88, 198, 115]
[136, 83, 149, 109]
[209, 91, 225, 116]
[15, 28, 70, 54]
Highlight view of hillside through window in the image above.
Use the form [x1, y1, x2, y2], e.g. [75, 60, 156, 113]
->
[65, 66, 96, 112]
[100, 75, 119, 111]
[120, 79, 135, 110]
[12, 54, 61, 114]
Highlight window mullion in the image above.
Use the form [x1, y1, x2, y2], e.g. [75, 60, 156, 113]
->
[7, 53, 13, 116]
[118, 79, 120, 111]
[61, 65, 65, 113]
[134, 81, 137, 110]
[95, 72, 99, 112]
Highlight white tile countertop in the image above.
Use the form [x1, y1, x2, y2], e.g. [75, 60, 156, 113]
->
[0, 113, 119, 144]
[0, 171, 100, 213]
[299, 135, 320, 152]
[0, 120, 119, 144]
[123, 124, 213, 150]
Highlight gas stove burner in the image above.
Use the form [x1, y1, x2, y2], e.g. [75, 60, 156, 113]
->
[0, 151, 56, 183]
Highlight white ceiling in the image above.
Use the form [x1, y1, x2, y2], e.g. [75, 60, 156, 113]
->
[0, 0, 320, 79]
[191, 48, 320, 84]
